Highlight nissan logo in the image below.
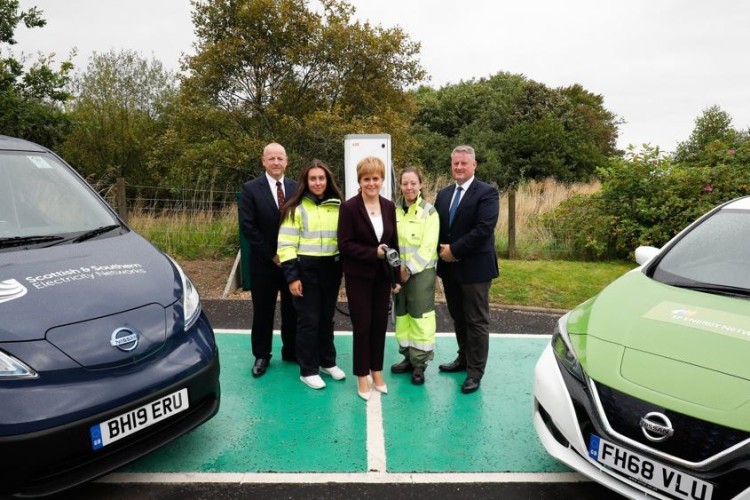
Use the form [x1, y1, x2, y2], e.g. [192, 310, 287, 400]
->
[640, 412, 674, 442]
[110, 327, 139, 352]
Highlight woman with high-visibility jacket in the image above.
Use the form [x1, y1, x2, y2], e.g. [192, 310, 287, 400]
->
[278, 159, 346, 391]
[391, 167, 440, 385]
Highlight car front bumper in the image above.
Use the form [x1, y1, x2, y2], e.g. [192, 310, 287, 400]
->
[0, 313, 221, 498]
[533, 344, 750, 500]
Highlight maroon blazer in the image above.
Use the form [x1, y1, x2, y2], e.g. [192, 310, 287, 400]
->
[337, 194, 401, 283]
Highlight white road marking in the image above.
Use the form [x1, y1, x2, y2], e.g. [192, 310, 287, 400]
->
[99, 471, 588, 484]
[366, 389, 387, 472]
[214, 330, 551, 339]
[194, 329, 563, 486]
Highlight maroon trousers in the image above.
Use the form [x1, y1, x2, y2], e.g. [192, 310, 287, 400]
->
[345, 274, 391, 377]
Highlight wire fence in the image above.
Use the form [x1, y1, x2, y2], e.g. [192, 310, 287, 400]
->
[103, 178, 604, 261]
[103, 181, 241, 260]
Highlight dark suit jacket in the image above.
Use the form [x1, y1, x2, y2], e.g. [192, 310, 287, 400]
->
[239, 175, 297, 276]
[435, 178, 500, 284]
[338, 194, 400, 283]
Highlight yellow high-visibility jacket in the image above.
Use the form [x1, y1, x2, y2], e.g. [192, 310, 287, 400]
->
[278, 194, 341, 282]
[396, 194, 439, 275]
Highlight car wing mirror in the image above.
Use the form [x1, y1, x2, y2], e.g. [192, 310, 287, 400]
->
[634, 246, 660, 266]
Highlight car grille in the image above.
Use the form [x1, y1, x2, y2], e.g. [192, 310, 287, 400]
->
[595, 382, 750, 463]
[553, 362, 750, 500]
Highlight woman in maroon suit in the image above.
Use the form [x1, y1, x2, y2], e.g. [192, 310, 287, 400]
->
[338, 157, 401, 401]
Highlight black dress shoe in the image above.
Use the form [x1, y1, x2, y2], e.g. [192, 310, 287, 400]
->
[252, 358, 270, 378]
[438, 358, 467, 372]
[281, 353, 297, 363]
[461, 377, 480, 394]
[391, 358, 413, 374]
[411, 366, 425, 385]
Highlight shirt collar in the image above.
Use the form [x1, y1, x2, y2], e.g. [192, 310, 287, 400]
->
[265, 172, 284, 186]
[456, 176, 475, 192]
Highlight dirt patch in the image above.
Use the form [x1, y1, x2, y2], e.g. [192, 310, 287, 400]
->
[179, 259, 248, 300]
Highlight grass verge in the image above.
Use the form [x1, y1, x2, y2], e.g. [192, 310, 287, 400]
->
[492, 259, 635, 310]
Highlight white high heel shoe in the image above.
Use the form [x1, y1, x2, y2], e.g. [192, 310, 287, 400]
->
[372, 383, 388, 394]
[357, 377, 371, 401]
[369, 373, 387, 394]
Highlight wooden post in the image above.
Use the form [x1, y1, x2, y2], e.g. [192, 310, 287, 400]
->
[507, 188, 516, 259]
[116, 177, 128, 224]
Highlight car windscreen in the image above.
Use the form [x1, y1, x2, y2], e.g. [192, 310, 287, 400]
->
[651, 209, 750, 291]
[0, 151, 119, 240]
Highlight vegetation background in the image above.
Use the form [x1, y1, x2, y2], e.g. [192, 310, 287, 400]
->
[3, 0, 750, 309]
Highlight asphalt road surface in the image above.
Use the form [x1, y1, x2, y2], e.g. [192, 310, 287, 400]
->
[26, 300, 622, 500]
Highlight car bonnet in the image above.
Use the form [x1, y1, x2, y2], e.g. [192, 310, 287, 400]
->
[0, 232, 180, 342]
[569, 270, 750, 415]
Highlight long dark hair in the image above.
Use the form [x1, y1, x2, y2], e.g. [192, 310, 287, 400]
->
[280, 159, 343, 223]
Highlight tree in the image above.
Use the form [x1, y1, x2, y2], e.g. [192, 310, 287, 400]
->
[674, 105, 749, 166]
[61, 49, 178, 185]
[155, 0, 426, 193]
[411, 73, 620, 188]
[0, 0, 73, 147]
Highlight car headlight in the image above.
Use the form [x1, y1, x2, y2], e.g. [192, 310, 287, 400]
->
[551, 312, 585, 382]
[0, 350, 38, 379]
[168, 256, 202, 331]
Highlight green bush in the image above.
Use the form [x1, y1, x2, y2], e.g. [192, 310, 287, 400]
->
[541, 193, 616, 260]
[544, 144, 750, 259]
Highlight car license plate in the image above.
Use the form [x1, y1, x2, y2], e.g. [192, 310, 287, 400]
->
[589, 435, 713, 500]
[89, 388, 189, 450]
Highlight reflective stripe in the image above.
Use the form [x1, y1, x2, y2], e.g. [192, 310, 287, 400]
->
[278, 196, 340, 261]
[299, 243, 338, 253]
[320, 198, 341, 208]
[418, 198, 436, 216]
[396, 194, 439, 274]
[418, 199, 435, 219]
[396, 338, 435, 351]
[298, 204, 309, 232]
[411, 252, 436, 270]
[300, 229, 338, 239]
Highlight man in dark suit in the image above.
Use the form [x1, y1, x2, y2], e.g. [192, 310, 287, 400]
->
[435, 145, 499, 394]
[239, 142, 298, 377]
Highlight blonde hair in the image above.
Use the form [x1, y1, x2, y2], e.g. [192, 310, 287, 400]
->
[356, 156, 385, 182]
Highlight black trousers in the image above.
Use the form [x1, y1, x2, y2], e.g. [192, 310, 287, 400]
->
[250, 267, 296, 360]
[441, 273, 491, 380]
[346, 273, 391, 377]
[293, 256, 342, 377]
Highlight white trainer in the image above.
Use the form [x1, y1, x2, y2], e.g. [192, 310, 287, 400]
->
[320, 365, 346, 380]
[300, 374, 326, 389]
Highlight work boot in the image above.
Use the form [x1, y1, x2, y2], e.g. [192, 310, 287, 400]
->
[390, 357, 413, 374]
[411, 366, 425, 385]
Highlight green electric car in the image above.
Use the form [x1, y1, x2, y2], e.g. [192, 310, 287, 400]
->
[534, 196, 750, 500]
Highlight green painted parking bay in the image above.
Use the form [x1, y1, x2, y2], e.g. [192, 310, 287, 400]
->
[120, 332, 568, 475]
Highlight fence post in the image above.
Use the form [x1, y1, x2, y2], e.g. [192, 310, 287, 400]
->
[507, 188, 516, 259]
[116, 177, 128, 224]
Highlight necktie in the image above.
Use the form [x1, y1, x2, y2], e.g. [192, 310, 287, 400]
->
[448, 186, 462, 225]
[276, 181, 285, 211]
